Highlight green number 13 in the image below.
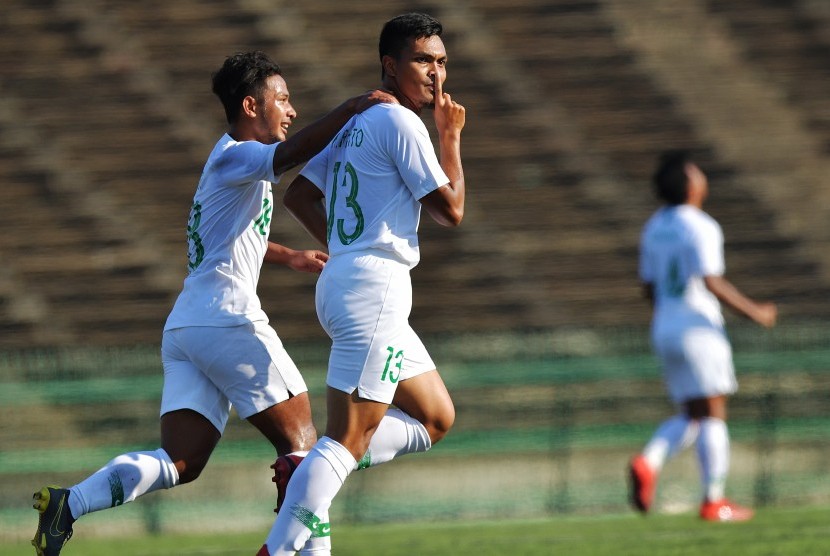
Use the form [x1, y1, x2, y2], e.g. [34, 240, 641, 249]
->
[381, 346, 404, 384]
[327, 161, 365, 245]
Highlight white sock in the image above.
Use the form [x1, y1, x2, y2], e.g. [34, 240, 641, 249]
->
[265, 437, 355, 556]
[696, 417, 730, 501]
[354, 408, 432, 470]
[643, 415, 699, 471]
[280, 451, 330, 555]
[67, 448, 179, 519]
[298, 526, 330, 556]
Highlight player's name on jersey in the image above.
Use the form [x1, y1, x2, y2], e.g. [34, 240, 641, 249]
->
[333, 127, 365, 149]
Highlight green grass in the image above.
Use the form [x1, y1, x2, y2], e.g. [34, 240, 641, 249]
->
[9, 505, 829, 556]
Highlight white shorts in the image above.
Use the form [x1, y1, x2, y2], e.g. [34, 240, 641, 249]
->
[652, 325, 737, 404]
[160, 322, 308, 433]
[316, 252, 435, 404]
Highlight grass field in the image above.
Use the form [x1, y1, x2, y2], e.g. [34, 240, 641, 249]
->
[9, 505, 829, 556]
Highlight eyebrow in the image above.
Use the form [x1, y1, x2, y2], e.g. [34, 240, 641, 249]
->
[411, 50, 447, 62]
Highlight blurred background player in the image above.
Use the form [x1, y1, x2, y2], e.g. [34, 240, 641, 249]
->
[258, 12, 466, 555]
[629, 150, 777, 522]
[30, 51, 393, 556]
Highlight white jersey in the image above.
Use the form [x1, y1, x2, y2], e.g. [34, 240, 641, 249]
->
[639, 204, 726, 332]
[164, 134, 280, 330]
[299, 104, 449, 267]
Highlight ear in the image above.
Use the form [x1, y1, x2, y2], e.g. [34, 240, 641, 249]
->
[241, 95, 258, 119]
[381, 55, 397, 78]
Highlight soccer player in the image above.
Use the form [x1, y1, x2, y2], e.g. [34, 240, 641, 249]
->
[30, 51, 394, 556]
[629, 150, 777, 521]
[257, 13, 466, 555]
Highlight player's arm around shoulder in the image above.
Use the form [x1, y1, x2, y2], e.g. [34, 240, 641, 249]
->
[421, 77, 466, 227]
[273, 90, 398, 176]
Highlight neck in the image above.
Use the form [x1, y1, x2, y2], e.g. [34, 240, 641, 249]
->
[227, 119, 261, 142]
[382, 79, 421, 115]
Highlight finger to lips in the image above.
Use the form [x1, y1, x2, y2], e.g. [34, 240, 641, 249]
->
[433, 74, 443, 104]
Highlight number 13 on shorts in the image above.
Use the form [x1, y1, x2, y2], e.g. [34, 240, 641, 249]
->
[382, 346, 404, 383]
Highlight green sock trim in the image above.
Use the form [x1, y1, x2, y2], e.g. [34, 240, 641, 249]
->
[356, 452, 371, 470]
[108, 472, 124, 507]
[311, 522, 331, 538]
[290, 504, 331, 538]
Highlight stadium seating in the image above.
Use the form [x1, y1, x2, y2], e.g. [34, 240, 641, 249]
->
[1, 0, 829, 348]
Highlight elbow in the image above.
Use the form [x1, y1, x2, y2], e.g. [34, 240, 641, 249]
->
[421, 189, 464, 226]
[439, 207, 464, 227]
[447, 208, 464, 227]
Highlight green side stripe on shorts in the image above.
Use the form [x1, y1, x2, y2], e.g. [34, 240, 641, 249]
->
[290, 504, 331, 538]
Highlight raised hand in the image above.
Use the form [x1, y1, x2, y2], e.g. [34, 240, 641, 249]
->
[432, 73, 465, 136]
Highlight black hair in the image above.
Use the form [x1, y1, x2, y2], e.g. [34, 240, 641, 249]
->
[652, 150, 691, 205]
[211, 51, 282, 124]
[378, 12, 443, 77]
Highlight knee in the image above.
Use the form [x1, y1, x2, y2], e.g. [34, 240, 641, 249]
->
[171, 456, 209, 484]
[424, 403, 455, 445]
[685, 396, 727, 421]
[277, 421, 319, 455]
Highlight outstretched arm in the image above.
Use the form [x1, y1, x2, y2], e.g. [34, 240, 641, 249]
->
[704, 275, 777, 327]
[419, 74, 466, 227]
[283, 175, 329, 248]
[264, 241, 328, 273]
[273, 90, 397, 176]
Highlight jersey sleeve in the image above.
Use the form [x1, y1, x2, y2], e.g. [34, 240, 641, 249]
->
[384, 108, 449, 200]
[217, 140, 280, 186]
[298, 147, 330, 192]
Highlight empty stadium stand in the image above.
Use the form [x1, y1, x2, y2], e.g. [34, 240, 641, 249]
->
[1, 0, 829, 349]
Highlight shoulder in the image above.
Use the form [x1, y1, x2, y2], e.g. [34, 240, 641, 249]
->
[362, 104, 425, 132]
[204, 134, 279, 183]
[215, 135, 278, 168]
[221, 136, 278, 156]
[644, 207, 664, 225]
[685, 206, 720, 232]
[642, 207, 668, 233]
[680, 207, 722, 246]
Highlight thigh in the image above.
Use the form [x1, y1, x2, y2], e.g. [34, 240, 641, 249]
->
[178, 323, 309, 420]
[161, 329, 230, 434]
[683, 328, 736, 398]
[319, 256, 429, 404]
[655, 326, 736, 404]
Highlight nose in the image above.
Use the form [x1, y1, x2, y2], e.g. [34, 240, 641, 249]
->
[426, 59, 438, 77]
[428, 63, 444, 85]
[287, 102, 297, 118]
